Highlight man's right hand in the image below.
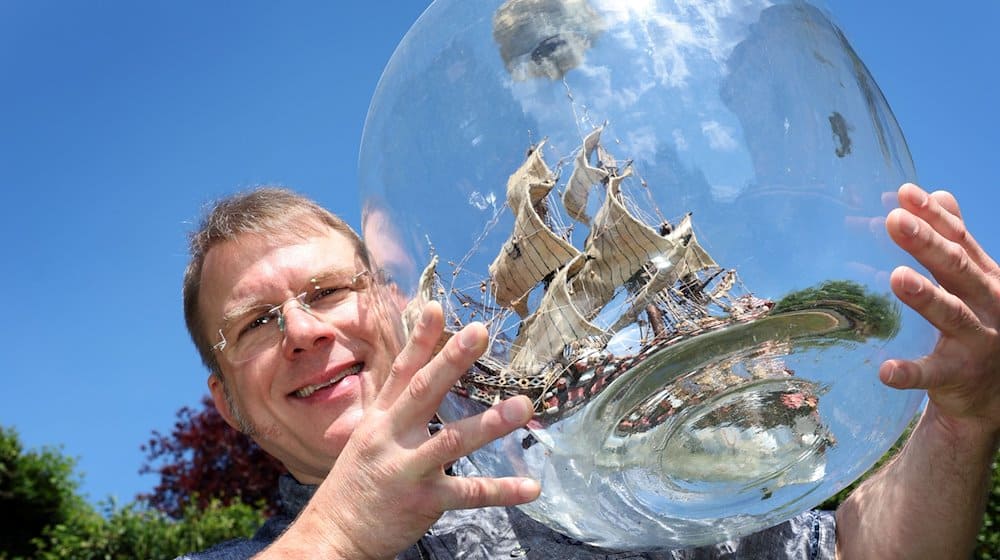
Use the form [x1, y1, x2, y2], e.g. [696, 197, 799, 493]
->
[263, 301, 540, 559]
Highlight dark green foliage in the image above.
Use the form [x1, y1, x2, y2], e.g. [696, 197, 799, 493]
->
[31, 499, 264, 560]
[0, 427, 86, 558]
[4, 411, 998, 557]
[0, 425, 265, 560]
[773, 279, 901, 340]
[976, 456, 1000, 560]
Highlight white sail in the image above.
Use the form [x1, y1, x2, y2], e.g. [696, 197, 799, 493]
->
[509, 255, 605, 374]
[570, 167, 690, 319]
[610, 218, 722, 332]
[707, 269, 737, 301]
[683, 233, 718, 274]
[401, 255, 439, 339]
[489, 143, 580, 316]
[401, 255, 455, 354]
[562, 127, 608, 223]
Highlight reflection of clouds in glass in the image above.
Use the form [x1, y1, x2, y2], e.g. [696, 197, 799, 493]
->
[498, 0, 770, 194]
[594, 1, 694, 88]
[606, 322, 643, 354]
[626, 126, 658, 163]
[503, 78, 583, 154]
[674, 0, 773, 61]
[710, 182, 743, 202]
[468, 190, 498, 211]
[672, 128, 688, 150]
[592, 0, 771, 87]
[572, 63, 615, 112]
[701, 120, 738, 150]
[504, 0, 773, 141]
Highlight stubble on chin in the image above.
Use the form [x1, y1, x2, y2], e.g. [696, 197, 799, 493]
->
[222, 380, 270, 438]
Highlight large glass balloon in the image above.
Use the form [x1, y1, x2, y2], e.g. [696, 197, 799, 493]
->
[359, 0, 930, 550]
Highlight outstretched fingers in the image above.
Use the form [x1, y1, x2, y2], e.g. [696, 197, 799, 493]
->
[896, 183, 998, 278]
[888, 266, 983, 342]
[886, 208, 996, 316]
[879, 353, 955, 393]
[435, 473, 541, 512]
[420, 395, 534, 469]
[881, 185, 1000, 432]
[881, 264, 1000, 412]
[393, 319, 490, 429]
[378, 301, 446, 407]
[424, 398, 540, 510]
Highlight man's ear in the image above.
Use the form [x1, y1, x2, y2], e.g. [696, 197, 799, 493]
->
[208, 374, 241, 432]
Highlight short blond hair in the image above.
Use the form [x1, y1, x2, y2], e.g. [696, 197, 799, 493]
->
[183, 187, 368, 378]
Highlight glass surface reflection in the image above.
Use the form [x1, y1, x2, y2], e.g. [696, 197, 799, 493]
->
[359, 0, 929, 549]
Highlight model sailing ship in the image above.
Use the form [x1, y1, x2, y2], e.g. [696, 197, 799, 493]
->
[404, 126, 810, 428]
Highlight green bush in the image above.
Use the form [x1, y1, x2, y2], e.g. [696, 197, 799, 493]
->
[977, 456, 1000, 560]
[31, 498, 265, 560]
[0, 425, 265, 560]
[3, 421, 996, 558]
[0, 427, 87, 558]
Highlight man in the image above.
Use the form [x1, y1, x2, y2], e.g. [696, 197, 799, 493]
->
[181, 184, 998, 559]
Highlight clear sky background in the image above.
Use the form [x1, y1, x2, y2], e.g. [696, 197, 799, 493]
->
[1, 1, 997, 506]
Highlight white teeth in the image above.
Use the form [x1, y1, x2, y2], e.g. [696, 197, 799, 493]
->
[294, 364, 363, 398]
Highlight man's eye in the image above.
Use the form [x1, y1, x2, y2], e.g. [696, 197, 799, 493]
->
[309, 285, 350, 305]
[239, 312, 276, 337]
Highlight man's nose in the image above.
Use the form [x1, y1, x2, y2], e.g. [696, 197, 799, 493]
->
[279, 304, 336, 357]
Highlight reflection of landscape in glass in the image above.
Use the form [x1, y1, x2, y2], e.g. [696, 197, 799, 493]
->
[584, 279, 902, 500]
[772, 280, 901, 342]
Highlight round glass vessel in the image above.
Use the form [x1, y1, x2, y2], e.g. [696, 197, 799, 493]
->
[359, 0, 930, 550]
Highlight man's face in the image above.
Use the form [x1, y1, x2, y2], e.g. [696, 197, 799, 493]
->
[199, 227, 396, 483]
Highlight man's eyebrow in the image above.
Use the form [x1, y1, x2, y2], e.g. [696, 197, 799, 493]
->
[218, 265, 357, 326]
[304, 265, 357, 285]
[220, 298, 271, 327]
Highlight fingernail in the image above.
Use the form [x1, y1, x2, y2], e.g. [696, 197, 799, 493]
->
[459, 326, 478, 349]
[502, 398, 529, 423]
[901, 183, 928, 208]
[885, 363, 909, 388]
[882, 363, 896, 386]
[519, 478, 541, 498]
[900, 273, 923, 295]
[898, 212, 919, 237]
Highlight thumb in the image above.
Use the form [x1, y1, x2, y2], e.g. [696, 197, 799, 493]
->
[879, 356, 948, 391]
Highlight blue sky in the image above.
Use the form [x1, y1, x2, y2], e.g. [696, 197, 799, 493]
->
[1, 1, 997, 506]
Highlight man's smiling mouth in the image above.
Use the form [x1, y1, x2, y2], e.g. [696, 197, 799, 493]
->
[292, 363, 364, 398]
